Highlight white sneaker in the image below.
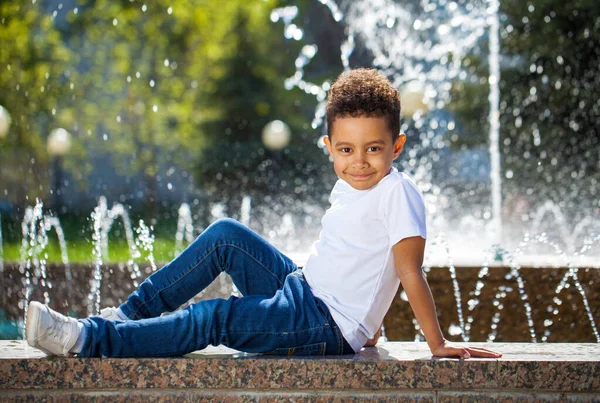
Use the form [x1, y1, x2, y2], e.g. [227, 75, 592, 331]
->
[26, 301, 80, 356]
[99, 306, 130, 321]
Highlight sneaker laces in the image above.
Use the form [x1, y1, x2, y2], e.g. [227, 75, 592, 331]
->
[46, 309, 76, 355]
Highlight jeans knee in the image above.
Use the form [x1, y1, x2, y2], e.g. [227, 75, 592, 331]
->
[208, 218, 240, 233]
[199, 218, 244, 243]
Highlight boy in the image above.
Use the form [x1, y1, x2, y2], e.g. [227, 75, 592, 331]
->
[27, 68, 501, 359]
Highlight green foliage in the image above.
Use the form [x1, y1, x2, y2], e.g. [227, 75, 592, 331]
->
[1, 0, 329, 217]
[195, 1, 335, 214]
[0, 2, 76, 205]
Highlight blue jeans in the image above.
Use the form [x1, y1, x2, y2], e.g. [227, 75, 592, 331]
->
[77, 218, 354, 357]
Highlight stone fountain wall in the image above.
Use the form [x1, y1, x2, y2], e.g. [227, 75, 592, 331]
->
[1, 263, 598, 342]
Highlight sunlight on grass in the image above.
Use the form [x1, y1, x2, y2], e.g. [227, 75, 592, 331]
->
[2, 239, 187, 264]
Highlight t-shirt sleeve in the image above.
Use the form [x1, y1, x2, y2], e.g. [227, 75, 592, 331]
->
[384, 177, 427, 246]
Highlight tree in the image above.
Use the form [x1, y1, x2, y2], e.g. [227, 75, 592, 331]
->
[0, 1, 77, 211]
[64, 0, 212, 217]
[194, 1, 335, 220]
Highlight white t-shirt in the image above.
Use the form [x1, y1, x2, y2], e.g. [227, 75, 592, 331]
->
[303, 167, 427, 352]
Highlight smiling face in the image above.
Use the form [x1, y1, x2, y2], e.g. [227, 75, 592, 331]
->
[324, 116, 406, 191]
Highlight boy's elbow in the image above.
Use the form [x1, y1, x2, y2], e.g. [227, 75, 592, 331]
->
[392, 236, 425, 277]
[395, 264, 424, 281]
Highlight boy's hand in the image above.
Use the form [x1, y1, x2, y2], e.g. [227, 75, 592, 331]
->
[431, 340, 502, 359]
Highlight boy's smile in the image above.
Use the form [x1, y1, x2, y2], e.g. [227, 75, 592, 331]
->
[324, 116, 406, 190]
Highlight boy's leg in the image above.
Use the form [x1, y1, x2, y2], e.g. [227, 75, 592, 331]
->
[78, 272, 352, 357]
[119, 218, 298, 320]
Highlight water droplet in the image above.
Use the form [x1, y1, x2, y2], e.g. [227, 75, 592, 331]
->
[448, 324, 462, 336]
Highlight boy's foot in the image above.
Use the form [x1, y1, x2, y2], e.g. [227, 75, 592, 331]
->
[26, 301, 80, 356]
[99, 306, 130, 321]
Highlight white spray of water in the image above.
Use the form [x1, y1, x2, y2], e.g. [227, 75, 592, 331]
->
[43, 216, 71, 281]
[18, 200, 71, 337]
[20, 202, 43, 337]
[540, 234, 600, 342]
[488, 0, 502, 244]
[135, 219, 157, 273]
[175, 203, 194, 256]
[424, 233, 467, 341]
[240, 195, 252, 227]
[88, 196, 143, 316]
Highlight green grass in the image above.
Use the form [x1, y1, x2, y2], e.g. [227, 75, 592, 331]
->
[1, 238, 188, 264]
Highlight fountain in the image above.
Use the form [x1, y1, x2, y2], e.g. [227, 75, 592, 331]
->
[272, 0, 599, 266]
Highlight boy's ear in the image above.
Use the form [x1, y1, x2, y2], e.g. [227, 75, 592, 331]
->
[393, 133, 406, 159]
[323, 135, 334, 155]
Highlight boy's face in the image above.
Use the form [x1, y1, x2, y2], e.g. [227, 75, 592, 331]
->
[324, 116, 406, 191]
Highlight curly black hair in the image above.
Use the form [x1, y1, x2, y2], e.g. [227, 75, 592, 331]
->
[326, 68, 400, 140]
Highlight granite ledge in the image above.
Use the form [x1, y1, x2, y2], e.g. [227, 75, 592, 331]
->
[1, 341, 599, 393]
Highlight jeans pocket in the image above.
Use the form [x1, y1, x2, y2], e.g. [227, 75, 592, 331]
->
[264, 342, 327, 356]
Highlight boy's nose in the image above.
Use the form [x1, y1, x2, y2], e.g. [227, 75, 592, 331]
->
[351, 151, 368, 166]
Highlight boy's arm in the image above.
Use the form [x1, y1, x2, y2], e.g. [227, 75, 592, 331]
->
[393, 236, 502, 359]
[363, 324, 382, 347]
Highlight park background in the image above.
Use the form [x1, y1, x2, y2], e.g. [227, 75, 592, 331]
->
[0, 0, 598, 264]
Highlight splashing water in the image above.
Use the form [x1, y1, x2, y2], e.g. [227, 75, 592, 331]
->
[274, 0, 490, 126]
[175, 203, 195, 257]
[424, 233, 467, 341]
[89, 201, 105, 316]
[487, 0, 502, 243]
[135, 219, 157, 273]
[20, 201, 43, 337]
[272, 0, 520, 259]
[17, 200, 71, 336]
[240, 195, 252, 227]
[88, 196, 143, 316]
[540, 234, 600, 342]
[42, 216, 71, 281]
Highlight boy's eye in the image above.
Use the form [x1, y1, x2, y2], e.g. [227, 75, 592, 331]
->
[368, 146, 380, 152]
[340, 147, 352, 153]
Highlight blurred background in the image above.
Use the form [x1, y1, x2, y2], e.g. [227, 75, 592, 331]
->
[0, 0, 599, 264]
